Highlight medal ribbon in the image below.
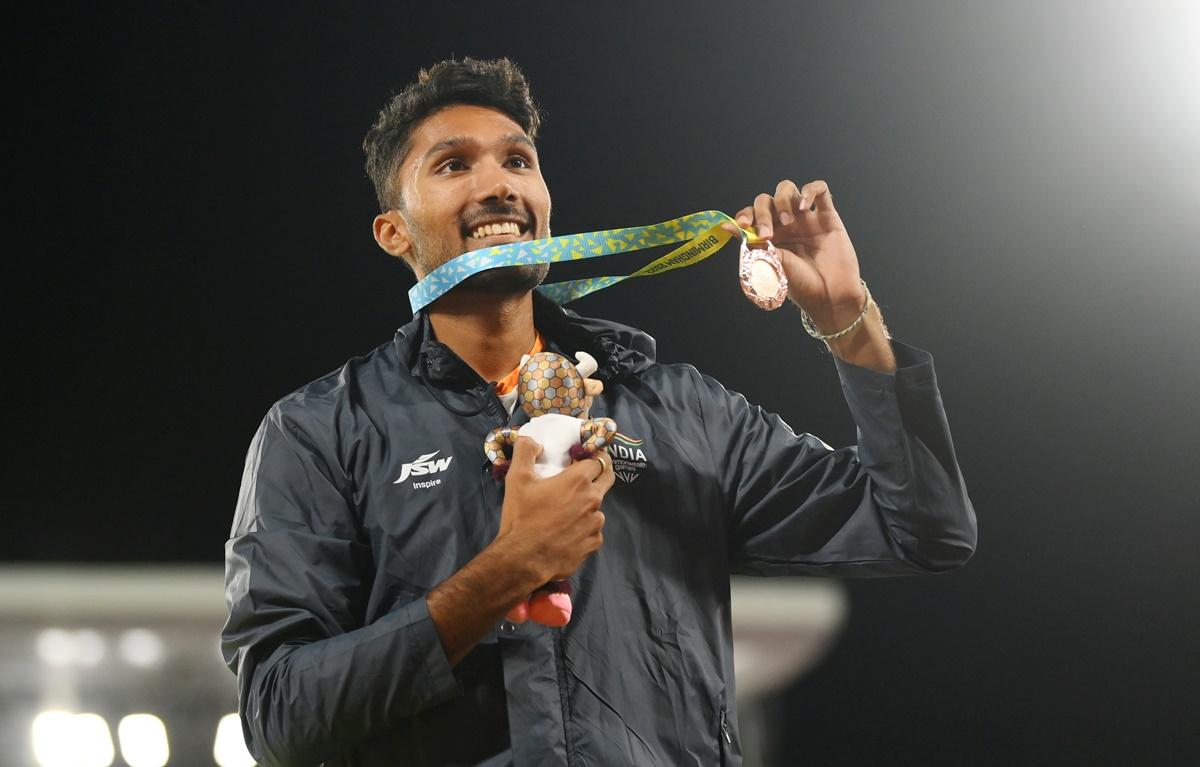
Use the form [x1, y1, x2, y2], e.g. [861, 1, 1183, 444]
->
[408, 210, 761, 313]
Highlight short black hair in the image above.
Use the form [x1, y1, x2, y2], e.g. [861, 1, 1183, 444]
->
[363, 57, 542, 211]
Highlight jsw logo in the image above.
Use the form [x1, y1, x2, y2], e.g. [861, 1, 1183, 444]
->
[394, 451, 454, 484]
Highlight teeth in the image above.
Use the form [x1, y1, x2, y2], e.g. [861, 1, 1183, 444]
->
[471, 221, 522, 239]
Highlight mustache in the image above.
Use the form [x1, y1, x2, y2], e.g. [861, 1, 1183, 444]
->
[461, 203, 531, 231]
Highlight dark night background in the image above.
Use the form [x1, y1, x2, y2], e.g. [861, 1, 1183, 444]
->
[11, 2, 1199, 764]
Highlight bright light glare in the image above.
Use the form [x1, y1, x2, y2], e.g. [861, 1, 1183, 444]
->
[117, 714, 170, 767]
[35, 629, 74, 667]
[118, 629, 165, 668]
[35, 628, 108, 667]
[75, 715, 116, 767]
[32, 711, 115, 767]
[213, 714, 256, 767]
[32, 711, 75, 766]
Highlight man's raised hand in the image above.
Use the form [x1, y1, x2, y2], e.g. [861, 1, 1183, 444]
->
[722, 179, 867, 333]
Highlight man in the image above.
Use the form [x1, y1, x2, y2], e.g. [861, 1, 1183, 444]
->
[222, 58, 976, 766]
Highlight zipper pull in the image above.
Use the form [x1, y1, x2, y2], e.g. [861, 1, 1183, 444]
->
[719, 708, 732, 744]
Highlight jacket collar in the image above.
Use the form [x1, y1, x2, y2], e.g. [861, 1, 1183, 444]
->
[394, 291, 657, 387]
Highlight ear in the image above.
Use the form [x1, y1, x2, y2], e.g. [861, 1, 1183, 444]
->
[373, 211, 415, 269]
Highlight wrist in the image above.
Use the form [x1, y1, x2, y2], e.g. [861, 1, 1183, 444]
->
[799, 280, 873, 342]
[486, 532, 550, 592]
[798, 285, 869, 332]
[823, 303, 897, 373]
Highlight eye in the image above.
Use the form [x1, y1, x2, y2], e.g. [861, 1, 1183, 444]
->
[438, 158, 467, 173]
[507, 155, 533, 169]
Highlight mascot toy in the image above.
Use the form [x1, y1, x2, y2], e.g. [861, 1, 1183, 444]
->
[484, 350, 617, 627]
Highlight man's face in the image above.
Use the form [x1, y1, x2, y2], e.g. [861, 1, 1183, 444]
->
[387, 104, 552, 292]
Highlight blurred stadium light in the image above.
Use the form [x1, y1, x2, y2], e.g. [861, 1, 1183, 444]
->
[1, 565, 844, 765]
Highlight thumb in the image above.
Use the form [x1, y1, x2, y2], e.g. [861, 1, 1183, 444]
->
[510, 436, 543, 472]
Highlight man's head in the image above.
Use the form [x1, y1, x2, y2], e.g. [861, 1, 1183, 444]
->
[366, 58, 551, 294]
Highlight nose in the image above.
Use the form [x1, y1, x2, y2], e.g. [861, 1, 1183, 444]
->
[474, 159, 518, 205]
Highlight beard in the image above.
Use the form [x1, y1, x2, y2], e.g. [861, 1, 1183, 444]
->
[457, 262, 550, 295]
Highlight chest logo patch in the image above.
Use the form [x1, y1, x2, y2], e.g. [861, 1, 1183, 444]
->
[395, 450, 454, 488]
[610, 432, 649, 484]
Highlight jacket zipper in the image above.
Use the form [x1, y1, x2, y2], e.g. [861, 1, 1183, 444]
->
[482, 381, 506, 423]
[719, 706, 731, 766]
[554, 629, 577, 765]
[715, 710, 734, 767]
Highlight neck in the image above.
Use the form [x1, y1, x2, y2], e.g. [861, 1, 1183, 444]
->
[427, 290, 537, 384]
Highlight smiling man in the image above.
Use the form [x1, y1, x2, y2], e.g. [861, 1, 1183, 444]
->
[374, 104, 550, 295]
[222, 58, 977, 766]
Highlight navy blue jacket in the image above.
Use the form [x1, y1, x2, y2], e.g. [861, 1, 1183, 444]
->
[222, 294, 976, 766]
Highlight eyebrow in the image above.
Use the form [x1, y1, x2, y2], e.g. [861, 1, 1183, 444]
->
[420, 133, 537, 166]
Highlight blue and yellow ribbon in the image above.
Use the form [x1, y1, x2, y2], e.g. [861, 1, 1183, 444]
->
[408, 210, 760, 313]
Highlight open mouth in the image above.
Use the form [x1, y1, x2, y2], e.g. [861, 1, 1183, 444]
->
[464, 218, 531, 244]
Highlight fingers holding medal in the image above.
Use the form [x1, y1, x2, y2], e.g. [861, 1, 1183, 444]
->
[739, 179, 836, 235]
[727, 180, 855, 313]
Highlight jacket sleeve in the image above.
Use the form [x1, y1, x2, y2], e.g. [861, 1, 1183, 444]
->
[696, 340, 977, 576]
[221, 405, 460, 766]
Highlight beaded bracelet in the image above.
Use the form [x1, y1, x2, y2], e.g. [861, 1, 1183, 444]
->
[800, 279, 873, 342]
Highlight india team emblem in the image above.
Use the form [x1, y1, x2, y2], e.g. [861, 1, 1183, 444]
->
[609, 432, 648, 484]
